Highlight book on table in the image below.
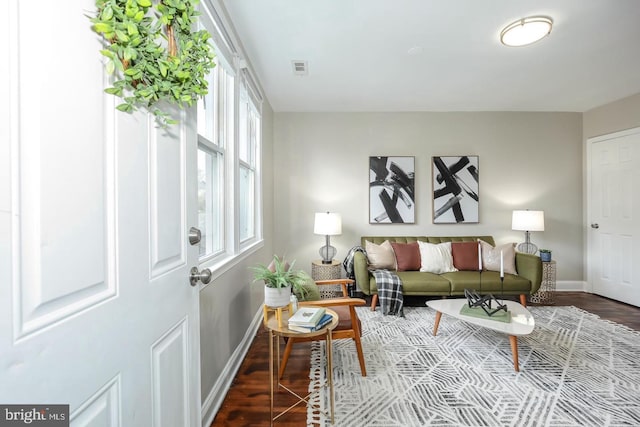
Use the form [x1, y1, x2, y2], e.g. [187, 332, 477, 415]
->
[288, 307, 326, 327]
[288, 313, 333, 333]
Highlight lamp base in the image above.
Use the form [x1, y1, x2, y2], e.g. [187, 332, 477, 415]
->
[516, 242, 538, 254]
[319, 244, 337, 264]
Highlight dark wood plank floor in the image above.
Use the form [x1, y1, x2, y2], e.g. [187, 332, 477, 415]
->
[210, 292, 640, 426]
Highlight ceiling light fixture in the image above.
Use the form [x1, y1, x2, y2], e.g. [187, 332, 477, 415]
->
[500, 16, 553, 47]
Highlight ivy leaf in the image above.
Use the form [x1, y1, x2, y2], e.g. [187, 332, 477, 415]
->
[115, 29, 129, 42]
[137, 0, 152, 7]
[127, 23, 138, 36]
[159, 63, 168, 78]
[101, 6, 114, 20]
[106, 60, 115, 74]
[116, 103, 133, 112]
[93, 22, 112, 33]
[134, 10, 145, 22]
[123, 47, 137, 61]
[105, 87, 122, 96]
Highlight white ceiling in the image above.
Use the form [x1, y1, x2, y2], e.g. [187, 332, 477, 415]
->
[221, 0, 640, 113]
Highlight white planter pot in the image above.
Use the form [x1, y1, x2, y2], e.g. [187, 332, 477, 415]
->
[264, 285, 291, 308]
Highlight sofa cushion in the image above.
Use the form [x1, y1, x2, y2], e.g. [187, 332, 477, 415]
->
[396, 271, 452, 294]
[479, 271, 531, 293]
[365, 240, 396, 270]
[391, 242, 421, 271]
[480, 240, 517, 275]
[440, 271, 482, 294]
[418, 241, 457, 274]
[451, 241, 481, 271]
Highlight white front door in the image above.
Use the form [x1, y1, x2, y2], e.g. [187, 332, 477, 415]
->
[587, 127, 640, 307]
[0, 1, 201, 425]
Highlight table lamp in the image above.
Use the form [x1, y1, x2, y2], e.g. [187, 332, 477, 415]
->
[512, 210, 544, 254]
[314, 212, 342, 264]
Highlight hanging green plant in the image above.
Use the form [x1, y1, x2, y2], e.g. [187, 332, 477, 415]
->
[89, 0, 216, 126]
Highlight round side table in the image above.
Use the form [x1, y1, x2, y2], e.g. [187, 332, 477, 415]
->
[530, 260, 556, 304]
[264, 307, 338, 425]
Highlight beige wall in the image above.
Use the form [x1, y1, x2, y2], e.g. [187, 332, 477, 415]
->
[273, 112, 583, 281]
[584, 93, 640, 139]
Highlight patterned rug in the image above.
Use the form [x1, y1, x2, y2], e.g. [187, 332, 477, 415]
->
[307, 305, 640, 426]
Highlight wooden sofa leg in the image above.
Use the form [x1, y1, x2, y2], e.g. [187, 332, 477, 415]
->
[520, 294, 527, 307]
[370, 294, 378, 311]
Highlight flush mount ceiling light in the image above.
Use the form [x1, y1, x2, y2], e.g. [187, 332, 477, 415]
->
[500, 16, 553, 47]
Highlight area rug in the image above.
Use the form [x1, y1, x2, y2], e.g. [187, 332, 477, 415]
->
[307, 305, 640, 426]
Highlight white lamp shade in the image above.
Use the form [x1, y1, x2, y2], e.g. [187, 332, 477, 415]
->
[314, 212, 342, 235]
[512, 210, 545, 232]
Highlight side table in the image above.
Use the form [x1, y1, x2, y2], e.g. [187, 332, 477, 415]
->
[530, 260, 556, 304]
[312, 260, 344, 297]
[264, 307, 338, 425]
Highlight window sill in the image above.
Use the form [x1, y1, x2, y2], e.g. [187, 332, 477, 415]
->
[198, 239, 264, 290]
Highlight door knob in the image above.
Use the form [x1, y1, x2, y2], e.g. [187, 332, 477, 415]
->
[190, 267, 211, 286]
[591, 223, 599, 229]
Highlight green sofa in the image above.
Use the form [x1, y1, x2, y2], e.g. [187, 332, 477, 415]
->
[353, 236, 543, 309]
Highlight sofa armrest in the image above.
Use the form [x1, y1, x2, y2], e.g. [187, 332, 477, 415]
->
[515, 253, 543, 294]
[353, 251, 372, 295]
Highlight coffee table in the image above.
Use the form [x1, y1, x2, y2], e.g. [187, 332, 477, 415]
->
[427, 299, 535, 371]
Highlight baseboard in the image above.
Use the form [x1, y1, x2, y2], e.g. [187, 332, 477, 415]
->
[201, 306, 263, 427]
[556, 280, 588, 292]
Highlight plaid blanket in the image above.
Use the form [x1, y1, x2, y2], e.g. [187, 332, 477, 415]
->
[372, 269, 404, 317]
[343, 245, 366, 280]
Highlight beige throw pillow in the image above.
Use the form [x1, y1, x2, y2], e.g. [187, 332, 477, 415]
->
[418, 241, 458, 274]
[479, 240, 517, 275]
[365, 240, 396, 270]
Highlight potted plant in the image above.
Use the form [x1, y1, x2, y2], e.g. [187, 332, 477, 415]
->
[251, 256, 310, 307]
[539, 249, 552, 262]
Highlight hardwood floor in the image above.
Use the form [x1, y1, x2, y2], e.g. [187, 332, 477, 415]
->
[210, 292, 640, 426]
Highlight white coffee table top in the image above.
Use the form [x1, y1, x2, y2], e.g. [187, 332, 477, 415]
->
[427, 298, 535, 336]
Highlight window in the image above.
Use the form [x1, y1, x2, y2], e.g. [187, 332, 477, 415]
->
[196, 7, 263, 266]
[238, 83, 260, 243]
[197, 56, 234, 259]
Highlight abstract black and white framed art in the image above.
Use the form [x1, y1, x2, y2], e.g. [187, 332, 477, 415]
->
[369, 156, 415, 224]
[432, 156, 479, 223]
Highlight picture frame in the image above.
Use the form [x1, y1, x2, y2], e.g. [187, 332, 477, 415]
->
[369, 156, 415, 224]
[432, 156, 479, 223]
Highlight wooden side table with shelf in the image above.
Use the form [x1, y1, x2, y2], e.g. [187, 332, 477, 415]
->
[530, 260, 556, 304]
[311, 260, 344, 298]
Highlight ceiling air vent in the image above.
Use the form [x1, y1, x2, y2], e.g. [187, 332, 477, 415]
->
[292, 60, 308, 76]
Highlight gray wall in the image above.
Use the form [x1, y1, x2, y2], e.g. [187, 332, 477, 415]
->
[273, 112, 583, 281]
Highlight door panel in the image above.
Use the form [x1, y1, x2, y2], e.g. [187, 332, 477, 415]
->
[0, 1, 201, 424]
[588, 128, 640, 307]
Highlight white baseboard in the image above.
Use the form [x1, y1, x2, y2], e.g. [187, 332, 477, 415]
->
[556, 280, 588, 292]
[201, 306, 264, 427]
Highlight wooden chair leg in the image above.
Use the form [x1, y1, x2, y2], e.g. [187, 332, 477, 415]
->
[520, 294, 527, 307]
[353, 334, 367, 376]
[370, 294, 378, 311]
[278, 338, 295, 379]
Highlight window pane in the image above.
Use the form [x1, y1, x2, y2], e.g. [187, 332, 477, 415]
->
[197, 63, 217, 142]
[198, 148, 223, 256]
[239, 165, 254, 241]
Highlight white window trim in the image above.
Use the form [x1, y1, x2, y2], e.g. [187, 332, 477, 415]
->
[196, 1, 264, 285]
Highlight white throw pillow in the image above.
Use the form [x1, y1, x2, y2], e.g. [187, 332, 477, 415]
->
[365, 240, 397, 270]
[418, 241, 458, 274]
[479, 240, 517, 275]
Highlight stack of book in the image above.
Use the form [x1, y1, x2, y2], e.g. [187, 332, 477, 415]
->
[288, 307, 333, 333]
